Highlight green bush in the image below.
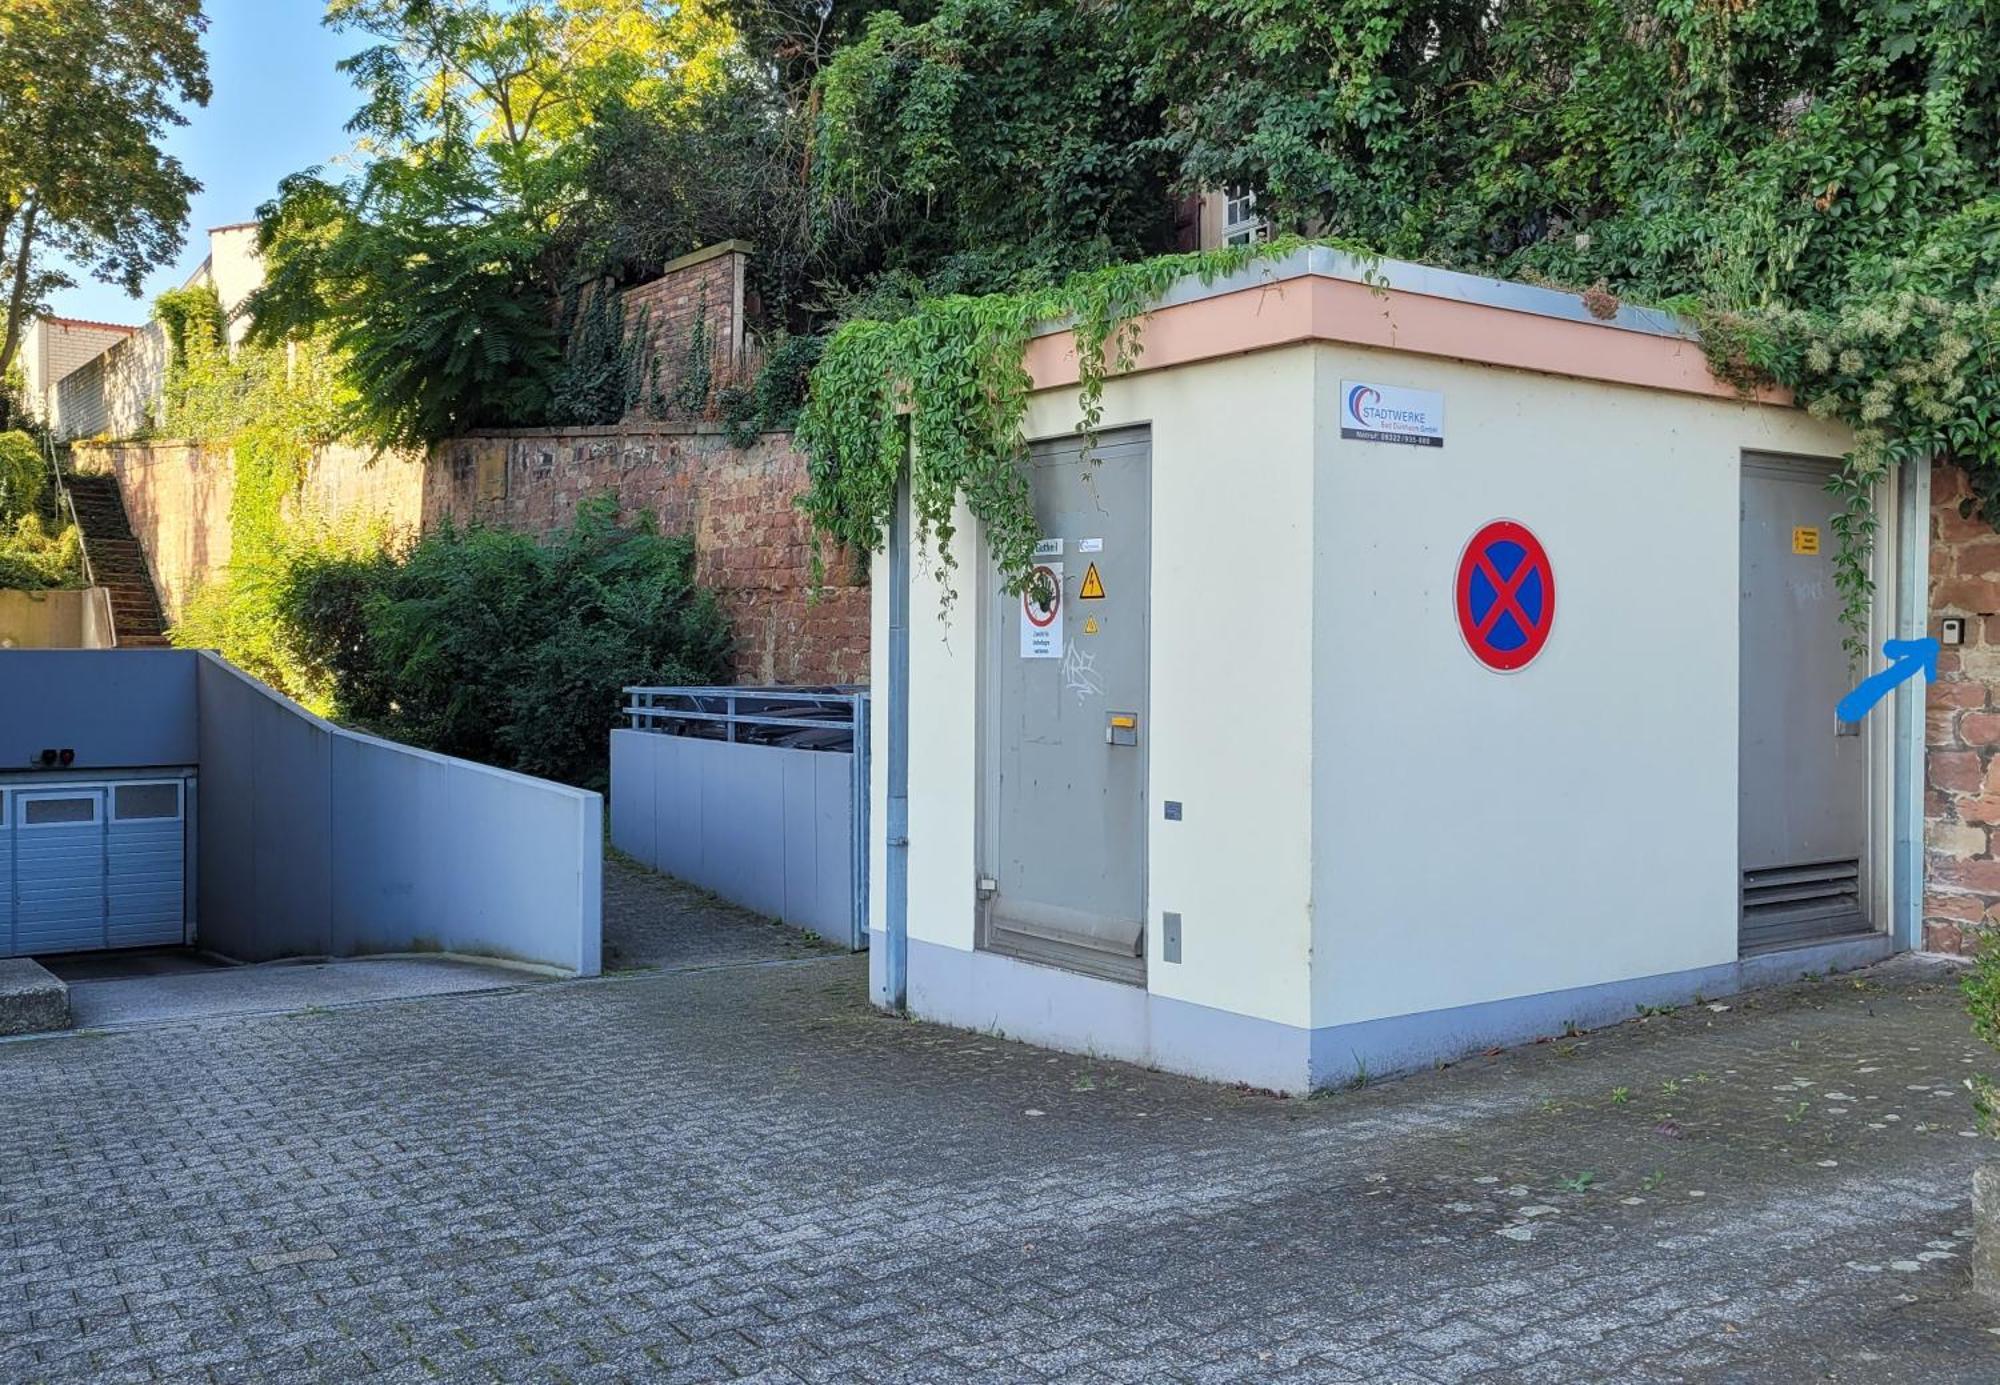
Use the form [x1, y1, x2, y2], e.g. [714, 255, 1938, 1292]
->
[276, 496, 732, 788]
[0, 430, 44, 520]
[0, 513, 81, 590]
[719, 333, 826, 447]
[1965, 933, 2000, 1135]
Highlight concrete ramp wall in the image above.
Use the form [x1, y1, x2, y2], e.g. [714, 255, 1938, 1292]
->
[195, 655, 601, 974]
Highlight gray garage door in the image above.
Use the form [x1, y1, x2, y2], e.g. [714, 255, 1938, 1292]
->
[2, 777, 189, 957]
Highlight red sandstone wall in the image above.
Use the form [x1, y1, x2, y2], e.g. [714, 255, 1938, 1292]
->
[424, 426, 868, 686]
[77, 244, 864, 688]
[1923, 461, 2000, 953]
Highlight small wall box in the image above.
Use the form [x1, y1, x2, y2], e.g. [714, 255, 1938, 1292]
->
[1943, 617, 1967, 646]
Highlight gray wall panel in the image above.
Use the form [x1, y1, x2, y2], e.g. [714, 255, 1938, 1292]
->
[0, 649, 197, 770]
[197, 655, 600, 974]
[196, 654, 333, 960]
[330, 734, 601, 973]
[610, 730, 861, 946]
[608, 730, 654, 862]
[659, 737, 701, 882]
[815, 753, 852, 937]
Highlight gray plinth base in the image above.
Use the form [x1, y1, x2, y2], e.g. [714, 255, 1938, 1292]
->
[0, 958, 71, 1036]
[1974, 1164, 2000, 1305]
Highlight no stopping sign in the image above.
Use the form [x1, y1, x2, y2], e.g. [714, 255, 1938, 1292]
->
[1455, 520, 1555, 672]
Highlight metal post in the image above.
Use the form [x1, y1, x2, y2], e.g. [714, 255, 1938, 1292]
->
[886, 472, 912, 1011]
[1892, 456, 1931, 952]
[851, 690, 871, 954]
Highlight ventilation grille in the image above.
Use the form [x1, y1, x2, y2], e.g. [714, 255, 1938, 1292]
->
[1740, 858, 1865, 953]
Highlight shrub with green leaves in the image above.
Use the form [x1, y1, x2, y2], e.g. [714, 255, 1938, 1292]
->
[0, 430, 44, 520]
[0, 513, 81, 590]
[1964, 933, 2000, 1135]
[276, 496, 732, 788]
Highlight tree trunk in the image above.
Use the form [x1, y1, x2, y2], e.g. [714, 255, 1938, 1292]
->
[0, 200, 42, 383]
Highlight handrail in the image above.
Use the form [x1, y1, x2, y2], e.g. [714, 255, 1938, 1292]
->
[41, 433, 100, 589]
[622, 685, 867, 747]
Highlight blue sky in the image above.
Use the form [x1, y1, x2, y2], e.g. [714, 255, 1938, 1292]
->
[52, 0, 365, 326]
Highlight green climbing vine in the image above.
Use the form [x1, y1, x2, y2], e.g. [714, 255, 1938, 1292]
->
[1693, 207, 2000, 661]
[796, 223, 1991, 660]
[158, 288, 368, 700]
[795, 236, 1360, 603]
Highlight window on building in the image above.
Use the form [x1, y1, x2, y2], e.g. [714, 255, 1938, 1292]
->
[1222, 187, 1265, 247]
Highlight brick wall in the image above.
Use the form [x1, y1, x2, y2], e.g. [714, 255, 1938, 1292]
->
[619, 241, 751, 422]
[1923, 460, 2000, 952]
[427, 426, 868, 685]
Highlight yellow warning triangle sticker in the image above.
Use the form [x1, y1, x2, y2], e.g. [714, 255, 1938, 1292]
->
[1078, 562, 1106, 599]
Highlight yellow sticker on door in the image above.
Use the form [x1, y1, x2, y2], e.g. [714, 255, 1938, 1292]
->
[1079, 562, 1106, 599]
[1792, 526, 1820, 555]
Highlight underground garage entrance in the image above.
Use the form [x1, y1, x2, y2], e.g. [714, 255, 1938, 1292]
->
[0, 648, 603, 1033]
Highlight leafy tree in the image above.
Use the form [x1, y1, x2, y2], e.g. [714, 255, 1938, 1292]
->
[811, 0, 1179, 295]
[152, 282, 225, 362]
[249, 0, 741, 446]
[0, 426, 75, 590]
[248, 166, 563, 446]
[571, 77, 831, 328]
[0, 0, 209, 406]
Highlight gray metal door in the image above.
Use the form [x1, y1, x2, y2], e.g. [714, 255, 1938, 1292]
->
[107, 781, 186, 948]
[13, 788, 106, 956]
[0, 791, 12, 956]
[981, 430, 1149, 984]
[1739, 454, 1870, 953]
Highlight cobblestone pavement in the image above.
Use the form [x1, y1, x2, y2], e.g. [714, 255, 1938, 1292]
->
[2, 931, 1998, 1382]
[601, 854, 840, 971]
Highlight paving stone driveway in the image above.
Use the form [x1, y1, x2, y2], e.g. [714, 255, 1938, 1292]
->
[3, 898, 1999, 1381]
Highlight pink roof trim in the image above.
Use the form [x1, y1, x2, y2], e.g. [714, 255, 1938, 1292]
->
[39, 316, 140, 335]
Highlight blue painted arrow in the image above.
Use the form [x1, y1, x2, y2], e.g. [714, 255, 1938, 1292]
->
[1837, 637, 1940, 723]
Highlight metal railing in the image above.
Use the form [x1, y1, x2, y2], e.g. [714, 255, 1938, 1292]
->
[618, 684, 872, 949]
[622, 685, 868, 751]
[42, 432, 105, 616]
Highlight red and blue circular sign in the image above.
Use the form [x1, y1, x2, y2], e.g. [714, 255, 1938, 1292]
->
[1455, 520, 1555, 672]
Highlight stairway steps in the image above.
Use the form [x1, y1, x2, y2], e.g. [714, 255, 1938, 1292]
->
[59, 472, 169, 648]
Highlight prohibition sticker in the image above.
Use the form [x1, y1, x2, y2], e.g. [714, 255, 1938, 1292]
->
[1020, 562, 1063, 659]
[1455, 520, 1555, 672]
